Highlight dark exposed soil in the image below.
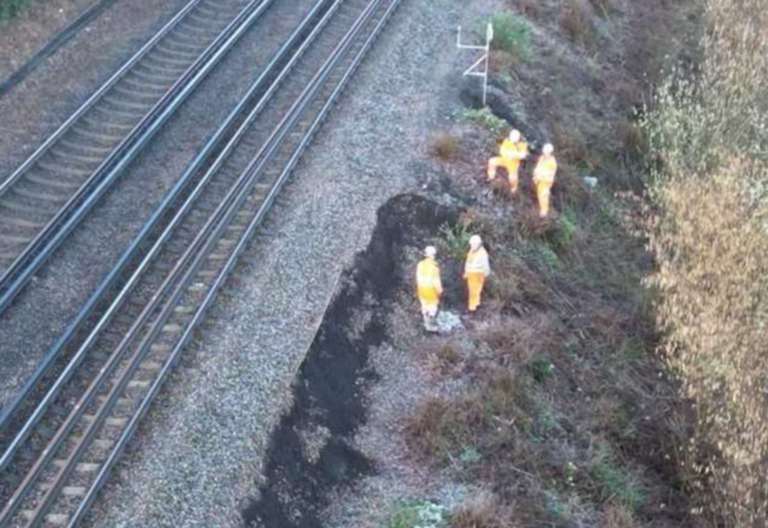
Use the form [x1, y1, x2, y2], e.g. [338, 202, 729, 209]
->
[243, 194, 458, 527]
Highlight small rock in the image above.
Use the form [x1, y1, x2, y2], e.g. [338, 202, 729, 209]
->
[583, 176, 598, 188]
[435, 310, 463, 333]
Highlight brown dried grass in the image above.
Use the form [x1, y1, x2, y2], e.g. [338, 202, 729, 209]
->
[644, 0, 768, 522]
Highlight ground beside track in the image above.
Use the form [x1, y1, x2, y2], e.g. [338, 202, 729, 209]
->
[83, 0, 477, 525]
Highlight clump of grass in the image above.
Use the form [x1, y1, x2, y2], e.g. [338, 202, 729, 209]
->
[489, 12, 531, 60]
[529, 357, 555, 383]
[438, 212, 478, 261]
[430, 133, 460, 161]
[450, 494, 508, 528]
[0, 0, 30, 21]
[405, 371, 533, 463]
[589, 446, 646, 512]
[460, 107, 508, 137]
[589, 0, 615, 17]
[545, 210, 578, 254]
[424, 339, 464, 377]
[617, 119, 647, 162]
[560, 0, 596, 46]
[388, 501, 448, 528]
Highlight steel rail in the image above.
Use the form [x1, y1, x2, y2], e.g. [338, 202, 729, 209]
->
[1, 0, 401, 522]
[0, 0, 275, 314]
[0, 0, 337, 468]
[0, 0, 202, 197]
[0, 0, 352, 513]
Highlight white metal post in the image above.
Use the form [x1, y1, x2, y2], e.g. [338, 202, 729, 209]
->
[457, 23, 494, 106]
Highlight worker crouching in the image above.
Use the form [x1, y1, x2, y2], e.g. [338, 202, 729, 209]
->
[416, 246, 443, 332]
[463, 235, 491, 313]
[488, 129, 528, 194]
[533, 143, 558, 218]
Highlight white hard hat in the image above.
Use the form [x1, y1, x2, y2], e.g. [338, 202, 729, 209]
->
[469, 235, 482, 248]
[424, 246, 437, 258]
[542, 143, 554, 155]
[509, 129, 521, 141]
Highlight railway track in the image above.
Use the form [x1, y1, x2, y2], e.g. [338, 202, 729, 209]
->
[0, 0, 276, 314]
[0, 0, 401, 525]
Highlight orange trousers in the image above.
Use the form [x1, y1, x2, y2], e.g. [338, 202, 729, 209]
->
[536, 180, 553, 218]
[488, 158, 520, 193]
[466, 272, 486, 312]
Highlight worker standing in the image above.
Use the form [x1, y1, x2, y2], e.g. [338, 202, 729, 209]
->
[463, 235, 491, 313]
[533, 143, 558, 218]
[488, 129, 528, 194]
[416, 246, 443, 332]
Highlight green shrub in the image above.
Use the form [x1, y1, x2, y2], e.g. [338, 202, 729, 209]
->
[589, 447, 645, 512]
[388, 501, 448, 528]
[530, 358, 555, 383]
[489, 13, 531, 60]
[460, 107, 508, 137]
[439, 221, 473, 261]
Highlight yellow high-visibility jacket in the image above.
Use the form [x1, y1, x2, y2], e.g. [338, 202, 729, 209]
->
[464, 247, 491, 277]
[500, 140, 528, 163]
[533, 155, 558, 184]
[417, 258, 443, 303]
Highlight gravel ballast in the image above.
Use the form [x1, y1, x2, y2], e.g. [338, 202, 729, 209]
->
[83, 0, 498, 526]
[0, 0, 320, 408]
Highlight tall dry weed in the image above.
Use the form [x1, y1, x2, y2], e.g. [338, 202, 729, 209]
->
[644, 0, 768, 523]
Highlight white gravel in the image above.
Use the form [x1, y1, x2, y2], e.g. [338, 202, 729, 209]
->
[85, 0, 500, 526]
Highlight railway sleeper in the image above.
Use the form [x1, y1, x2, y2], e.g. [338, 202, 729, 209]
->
[142, 49, 196, 70]
[55, 137, 115, 158]
[140, 53, 196, 74]
[33, 160, 93, 179]
[111, 85, 167, 105]
[61, 125, 122, 149]
[118, 74, 171, 95]
[19, 510, 69, 525]
[45, 148, 103, 169]
[88, 102, 143, 124]
[101, 95, 153, 113]
[80, 415, 128, 428]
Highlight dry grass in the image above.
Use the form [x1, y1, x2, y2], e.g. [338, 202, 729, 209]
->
[430, 133, 460, 161]
[601, 502, 641, 528]
[450, 494, 512, 528]
[560, 0, 595, 46]
[644, 0, 768, 523]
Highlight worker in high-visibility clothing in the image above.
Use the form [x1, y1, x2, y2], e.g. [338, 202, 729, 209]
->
[533, 143, 558, 218]
[463, 235, 491, 313]
[487, 129, 528, 194]
[416, 246, 443, 332]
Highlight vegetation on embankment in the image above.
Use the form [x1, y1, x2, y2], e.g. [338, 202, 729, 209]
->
[382, 1, 702, 526]
[643, 0, 768, 524]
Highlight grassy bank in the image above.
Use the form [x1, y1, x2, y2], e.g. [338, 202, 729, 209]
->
[382, 1, 701, 526]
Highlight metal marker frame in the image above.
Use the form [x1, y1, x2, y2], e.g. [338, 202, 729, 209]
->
[457, 23, 493, 106]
